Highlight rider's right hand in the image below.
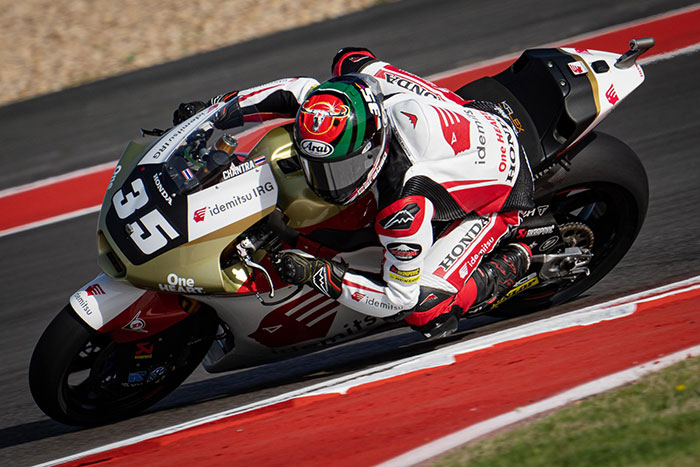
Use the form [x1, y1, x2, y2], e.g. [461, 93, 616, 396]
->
[173, 101, 207, 125]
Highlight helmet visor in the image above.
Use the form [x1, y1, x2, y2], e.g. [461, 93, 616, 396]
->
[299, 133, 385, 205]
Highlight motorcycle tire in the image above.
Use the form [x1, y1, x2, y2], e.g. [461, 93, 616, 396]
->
[504, 131, 649, 310]
[29, 303, 217, 426]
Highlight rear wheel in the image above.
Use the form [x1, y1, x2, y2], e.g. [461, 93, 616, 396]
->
[513, 182, 643, 309]
[29, 304, 216, 426]
[505, 132, 648, 311]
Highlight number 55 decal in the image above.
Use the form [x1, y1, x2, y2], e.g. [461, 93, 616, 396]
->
[127, 209, 180, 255]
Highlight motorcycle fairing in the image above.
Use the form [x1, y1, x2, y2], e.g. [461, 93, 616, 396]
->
[560, 47, 645, 143]
[490, 47, 645, 160]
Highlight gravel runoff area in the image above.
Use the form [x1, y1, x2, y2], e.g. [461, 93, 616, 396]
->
[0, 0, 378, 106]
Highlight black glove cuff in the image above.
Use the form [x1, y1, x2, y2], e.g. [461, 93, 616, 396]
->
[173, 101, 207, 125]
[214, 98, 244, 130]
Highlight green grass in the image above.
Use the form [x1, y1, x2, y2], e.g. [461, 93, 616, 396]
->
[433, 356, 700, 466]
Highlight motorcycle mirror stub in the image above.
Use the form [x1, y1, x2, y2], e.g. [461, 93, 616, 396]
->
[615, 37, 655, 69]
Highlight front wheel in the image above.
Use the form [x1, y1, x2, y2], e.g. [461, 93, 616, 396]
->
[29, 304, 217, 426]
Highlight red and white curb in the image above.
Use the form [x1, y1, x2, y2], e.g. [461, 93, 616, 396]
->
[39, 274, 700, 466]
[381, 344, 700, 467]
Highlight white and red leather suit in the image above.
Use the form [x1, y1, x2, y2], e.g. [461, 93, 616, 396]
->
[216, 48, 535, 327]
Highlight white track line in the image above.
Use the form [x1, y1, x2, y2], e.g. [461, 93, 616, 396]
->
[0, 205, 101, 238]
[430, 2, 700, 82]
[0, 160, 115, 199]
[37, 274, 700, 467]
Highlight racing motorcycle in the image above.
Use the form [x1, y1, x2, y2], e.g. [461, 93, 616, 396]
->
[29, 38, 654, 426]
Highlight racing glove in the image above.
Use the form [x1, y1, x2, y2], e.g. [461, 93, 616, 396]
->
[273, 251, 347, 299]
[173, 101, 207, 125]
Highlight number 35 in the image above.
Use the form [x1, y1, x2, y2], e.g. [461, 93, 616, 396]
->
[113, 179, 180, 254]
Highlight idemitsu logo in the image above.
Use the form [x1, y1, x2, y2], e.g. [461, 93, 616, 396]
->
[193, 207, 206, 223]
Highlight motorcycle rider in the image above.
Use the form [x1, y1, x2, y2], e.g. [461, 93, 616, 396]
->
[173, 47, 535, 338]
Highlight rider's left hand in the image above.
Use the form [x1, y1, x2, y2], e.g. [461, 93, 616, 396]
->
[172, 101, 207, 125]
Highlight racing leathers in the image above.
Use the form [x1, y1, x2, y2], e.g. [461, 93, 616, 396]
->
[190, 48, 535, 335]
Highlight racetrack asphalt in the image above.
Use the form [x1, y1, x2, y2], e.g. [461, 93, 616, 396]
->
[1, 0, 700, 464]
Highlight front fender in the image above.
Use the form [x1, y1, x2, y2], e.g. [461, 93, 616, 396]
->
[69, 273, 198, 342]
[70, 273, 147, 330]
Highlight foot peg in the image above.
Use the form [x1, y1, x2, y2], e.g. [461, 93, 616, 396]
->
[532, 247, 592, 281]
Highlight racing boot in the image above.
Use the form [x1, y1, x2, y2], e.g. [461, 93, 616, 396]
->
[405, 289, 461, 339]
[470, 242, 532, 308]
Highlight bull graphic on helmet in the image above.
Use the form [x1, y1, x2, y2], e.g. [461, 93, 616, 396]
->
[300, 100, 350, 133]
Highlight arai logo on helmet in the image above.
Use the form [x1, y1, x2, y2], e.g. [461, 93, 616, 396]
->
[300, 139, 334, 157]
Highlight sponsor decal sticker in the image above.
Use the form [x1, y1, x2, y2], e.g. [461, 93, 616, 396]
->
[387, 242, 422, 261]
[122, 310, 148, 333]
[497, 101, 525, 134]
[401, 111, 418, 128]
[107, 164, 122, 190]
[187, 164, 278, 241]
[134, 342, 154, 360]
[193, 207, 206, 223]
[71, 291, 94, 316]
[312, 267, 330, 296]
[516, 225, 556, 239]
[222, 160, 258, 181]
[153, 173, 173, 205]
[539, 236, 559, 252]
[379, 203, 420, 230]
[158, 273, 205, 294]
[568, 61, 588, 75]
[433, 105, 471, 155]
[419, 293, 440, 308]
[381, 70, 441, 100]
[605, 84, 620, 105]
[491, 275, 540, 308]
[351, 291, 366, 302]
[127, 371, 147, 383]
[521, 205, 549, 218]
[300, 139, 334, 157]
[388, 265, 420, 284]
[85, 284, 105, 296]
[436, 216, 491, 275]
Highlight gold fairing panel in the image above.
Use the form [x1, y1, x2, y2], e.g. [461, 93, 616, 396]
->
[98, 124, 351, 294]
